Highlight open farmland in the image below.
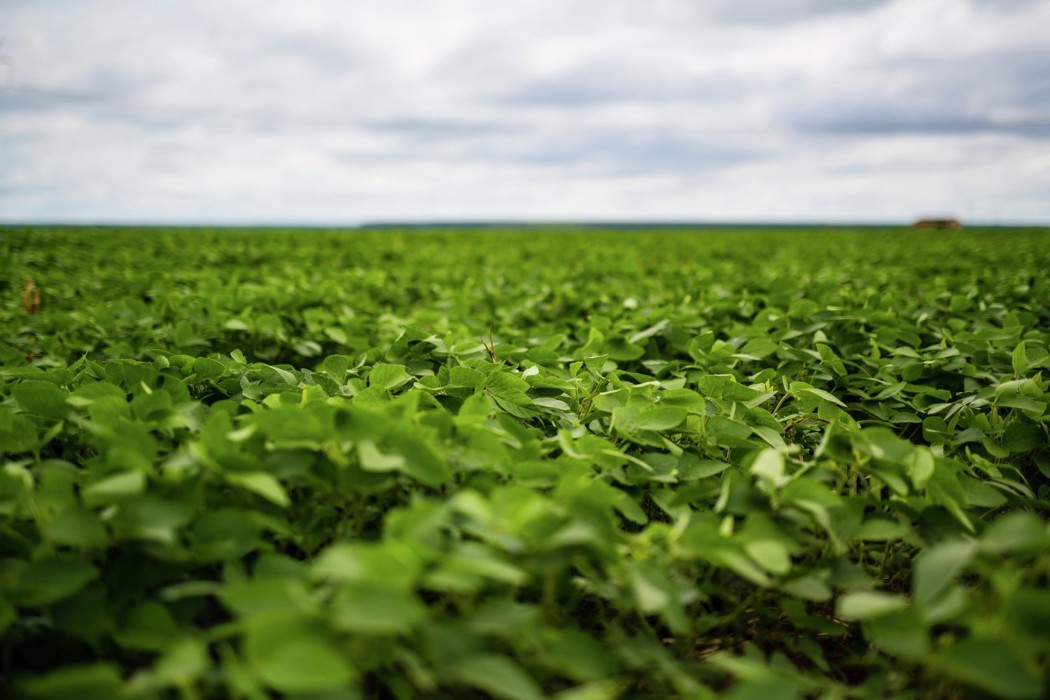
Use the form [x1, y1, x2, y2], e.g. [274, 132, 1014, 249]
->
[1, 225, 1049, 698]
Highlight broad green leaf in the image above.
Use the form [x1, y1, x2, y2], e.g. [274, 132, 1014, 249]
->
[448, 654, 543, 700]
[836, 591, 908, 621]
[312, 542, 423, 589]
[630, 562, 672, 614]
[459, 391, 493, 418]
[855, 518, 908, 542]
[368, 363, 413, 391]
[45, 506, 108, 548]
[12, 380, 70, 419]
[448, 366, 487, 387]
[250, 635, 354, 693]
[628, 319, 669, 344]
[913, 540, 975, 608]
[192, 508, 263, 561]
[431, 545, 529, 587]
[14, 559, 99, 607]
[21, 663, 123, 700]
[865, 608, 928, 661]
[938, 639, 1042, 699]
[750, 448, 786, 489]
[322, 354, 350, 379]
[0, 412, 39, 453]
[151, 637, 208, 686]
[1003, 587, 1050, 641]
[226, 472, 290, 507]
[82, 471, 147, 505]
[487, 370, 531, 395]
[221, 578, 305, 617]
[906, 448, 935, 489]
[357, 439, 405, 471]
[1002, 422, 1043, 453]
[1012, 341, 1028, 375]
[697, 375, 762, 401]
[543, 628, 619, 682]
[551, 679, 628, 700]
[583, 354, 608, 377]
[707, 416, 753, 447]
[660, 388, 706, 413]
[921, 416, 951, 444]
[979, 512, 1048, 554]
[113, 601, 182, 651]
[741, 337, 779, 359]
[709, 549, 772, 587]
[745, 539, 791, 575]
[387, 426, 450, 486]
[533, 396, 571, 412]
[635, 405, 687, 431]
[191, 357, 225, 380]
[791, 383, 847, 407]
[781, 575, 832, 602]
[330, 583, 427, 634]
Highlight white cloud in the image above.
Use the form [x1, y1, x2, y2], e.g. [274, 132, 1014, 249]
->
[1, 0, 1048, 223]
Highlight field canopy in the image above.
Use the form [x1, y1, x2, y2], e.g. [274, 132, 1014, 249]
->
[1, 226, 1048, 699]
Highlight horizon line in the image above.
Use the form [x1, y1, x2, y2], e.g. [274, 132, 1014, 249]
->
[2, 218, 1049, 230]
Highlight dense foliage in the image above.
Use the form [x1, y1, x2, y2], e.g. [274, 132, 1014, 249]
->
[1, 225, 1049, 699]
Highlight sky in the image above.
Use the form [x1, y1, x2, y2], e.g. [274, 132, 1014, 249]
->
[1, 0, 1049, 225]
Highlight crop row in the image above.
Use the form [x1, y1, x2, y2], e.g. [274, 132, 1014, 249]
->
[0, 227, 1048, 698]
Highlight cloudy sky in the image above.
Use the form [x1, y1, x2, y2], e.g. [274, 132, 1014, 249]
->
[2, 0, 1049, 224]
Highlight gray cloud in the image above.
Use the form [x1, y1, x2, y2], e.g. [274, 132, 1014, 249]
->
[1, 0, 1049, 224]
[360, 118, 514, 139]
[703, 0, 895, 25]
[801, 117, 1050, 138]
[83, 65, 160, 98]
[969, 0, 1046, 13]
[511, 132, 761, 177]
[489, 63, 749, 108]
[256, 35, 363, 76]
[786, 48, 1050, 138]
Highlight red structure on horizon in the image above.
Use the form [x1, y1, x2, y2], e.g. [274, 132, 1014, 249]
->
[913, 218, 962, 229]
